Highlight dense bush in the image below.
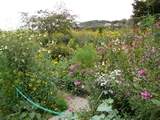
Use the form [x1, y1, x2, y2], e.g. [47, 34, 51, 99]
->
[72, 45, 98, 68]
[49, 44, 73, 60]
[0, 31, 68, 119]
[0, 31, 38, 116]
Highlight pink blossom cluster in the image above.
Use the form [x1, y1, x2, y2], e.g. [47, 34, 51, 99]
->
[140, 90, 152, 100]
[138, 69, 145, 76]
[66, 96, 74, 112]
[74, 80, 81, 86]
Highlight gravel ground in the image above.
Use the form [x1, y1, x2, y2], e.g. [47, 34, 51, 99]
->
[49, 96, 89, 120]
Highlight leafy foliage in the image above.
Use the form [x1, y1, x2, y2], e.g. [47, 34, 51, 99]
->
[0, 31, 68, 119]
[21, 9, 74, 43]
[132, 0, 160, 23]
[73, 45, 98, 68]
[91, 98, 123, 120]
[0, 11, 160, 119]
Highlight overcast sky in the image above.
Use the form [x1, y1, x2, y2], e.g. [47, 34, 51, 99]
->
[0, 0, 134, 30]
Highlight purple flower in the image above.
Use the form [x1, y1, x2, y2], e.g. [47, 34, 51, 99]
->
[140, 90, 152, 100]
[138, 69, 145, 76]
[74, 80, 81, 86]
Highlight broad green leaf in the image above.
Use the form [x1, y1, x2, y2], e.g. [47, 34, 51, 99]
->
[36, 113, 41, 120]
[20, 112, 27, 119]
[151, 99, 160, 106]
[107, 98, 114, 104]
[97, 99, 114, 112]
[97, 103, 112, 112]
[91, 114, 105, 120]
[29, 112, 36, 119]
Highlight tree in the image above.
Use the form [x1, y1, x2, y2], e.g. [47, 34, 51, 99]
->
[132, 0, 148, 18]
[132, 0, 160, 24]
[150, 0, 160, 17]
[132, 0, 160, 18]
[21, 9, 75, 42]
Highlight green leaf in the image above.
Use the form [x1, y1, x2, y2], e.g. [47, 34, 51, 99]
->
[151, 99, 160, 106]
[97, 103, 112, 112]
[20, 112, 27, 119]
[91, 114, 105, 120]
[107, 98, 114, 104]
[36, 113, 41, 120]
[97, 98, 114, 112]
[29, 112, 36, 119]
[97, 104, 112, 112]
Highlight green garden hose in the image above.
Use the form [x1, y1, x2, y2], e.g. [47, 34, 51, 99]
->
[15, 87, 64, 115]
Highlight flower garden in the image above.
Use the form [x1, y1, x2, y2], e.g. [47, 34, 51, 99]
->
[0, 3, 160, 119]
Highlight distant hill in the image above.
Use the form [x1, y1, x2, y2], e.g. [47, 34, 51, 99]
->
[78, 20, 111, 28]
[74, 19, 129, 29]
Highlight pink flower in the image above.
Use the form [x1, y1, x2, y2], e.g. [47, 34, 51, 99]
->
[138, 69, 145, 76]
[74, 80, 81, 86]
[156, 21, 160, 29]
[68, 107, 74, 112]
[140, 90, 152, 100]
[66, 96, 72, 101]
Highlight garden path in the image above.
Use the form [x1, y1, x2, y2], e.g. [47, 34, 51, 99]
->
[49, 96, 89, 120]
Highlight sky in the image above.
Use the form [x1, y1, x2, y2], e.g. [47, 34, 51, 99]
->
[0, 0, 134, 30]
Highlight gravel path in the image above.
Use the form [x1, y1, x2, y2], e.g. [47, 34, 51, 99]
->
[49, 96, 89, 120]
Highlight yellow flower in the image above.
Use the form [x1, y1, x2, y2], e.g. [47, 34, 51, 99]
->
[52, 60, 58, 64]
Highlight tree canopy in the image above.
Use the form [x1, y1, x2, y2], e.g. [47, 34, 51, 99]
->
[21, 9, 75, 35]
[132, 0, 160, 18]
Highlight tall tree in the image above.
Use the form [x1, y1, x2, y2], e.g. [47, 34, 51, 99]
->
[132, 0, 160, 18]
[132, 0, 148, 18]
[21, 9, 74, 42]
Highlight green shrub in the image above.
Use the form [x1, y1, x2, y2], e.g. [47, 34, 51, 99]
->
[0, 31, 39, 116]
[5, 101, 49, 120]
[73, 45, 98, 68]
[0, 31, 68, 118]
[20, 50, 68, 112]
[54, 97, 68, 111]
[91, 98, 123, 120]
[49, 44, 73, 60]
[139, 15, 155, 31]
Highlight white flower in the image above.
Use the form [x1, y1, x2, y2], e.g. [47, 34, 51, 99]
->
[102, 61, 105, 66]
[81, 85, 85, 89]
[103, 91, 108, 95]
[4, 46, 8, 49]
[96, 69, 122, 87]
[48, 50, 51, 54]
